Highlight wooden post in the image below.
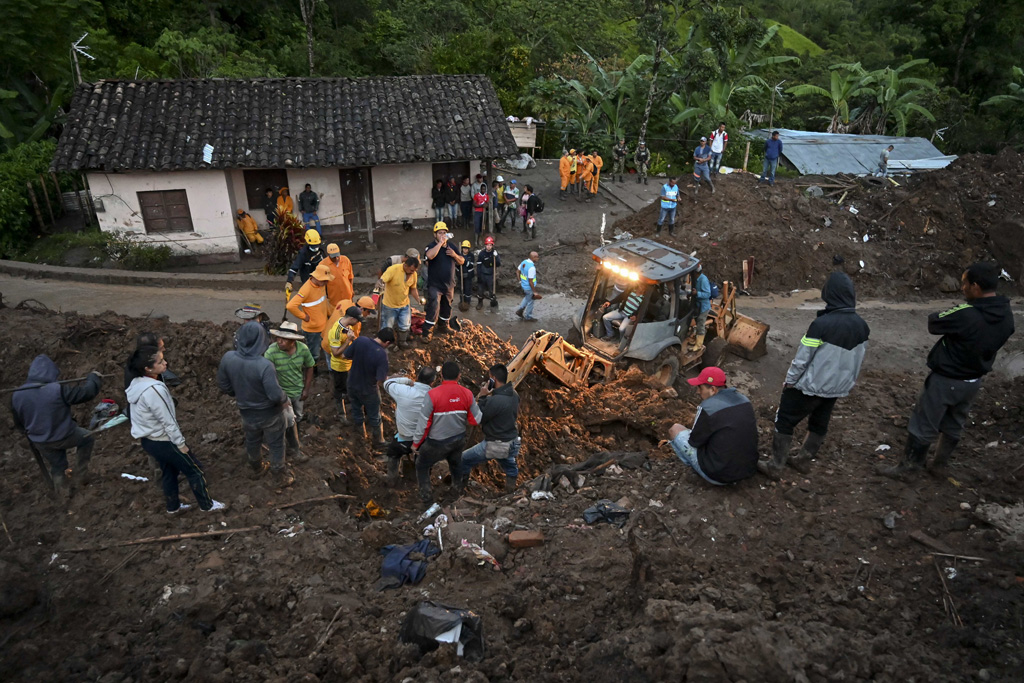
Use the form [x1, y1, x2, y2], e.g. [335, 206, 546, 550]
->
[743, 141, 751, 173]
[70, 174, 89, 223]
[50, 172, 63, 216]
[38, 175, 56, 225]
[27, 181, 46, 229]
[362, 169, 374, 245]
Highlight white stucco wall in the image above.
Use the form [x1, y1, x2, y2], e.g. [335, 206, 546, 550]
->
[86, 170, 239, 261]
[286, 168, 345, 227]
[371, 163, 433, 223]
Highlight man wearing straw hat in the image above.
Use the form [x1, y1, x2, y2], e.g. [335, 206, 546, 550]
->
[265, 321, 315, 468]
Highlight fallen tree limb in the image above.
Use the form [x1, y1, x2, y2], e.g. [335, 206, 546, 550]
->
[63, 526, 262, 552]
[276, 494, 357, 510]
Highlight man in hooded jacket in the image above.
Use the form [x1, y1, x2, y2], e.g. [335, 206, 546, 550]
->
[881, 262, 1015, 477]
[760, 272, 870, 478]
[216, 321, 293, 486]
[11, 356, 103, 498]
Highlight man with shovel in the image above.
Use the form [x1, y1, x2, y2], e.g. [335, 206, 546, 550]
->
[475, 236, 501, 310]
[11, 356, 103, 500]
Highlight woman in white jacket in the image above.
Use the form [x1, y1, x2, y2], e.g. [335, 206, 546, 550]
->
[126, 346, 225, 514]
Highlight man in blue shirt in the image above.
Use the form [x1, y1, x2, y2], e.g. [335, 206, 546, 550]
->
[689, 263, 712, 351]
[693, 138, 714, 195]
[422, 222, 465, 341]
[515, 251, 540, 322]
[342, 327, 395, 449]
[656, 177, 679, 236]
[759, 131, 783, 186]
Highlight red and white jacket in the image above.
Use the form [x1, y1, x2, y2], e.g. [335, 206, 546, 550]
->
[413, 380, 483, 447]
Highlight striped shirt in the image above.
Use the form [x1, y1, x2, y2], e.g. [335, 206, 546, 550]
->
[264, 342, 315, 398]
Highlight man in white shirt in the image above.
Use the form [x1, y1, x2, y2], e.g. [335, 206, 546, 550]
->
[383, 366, 436, 485]
[709, 123, 728, 176]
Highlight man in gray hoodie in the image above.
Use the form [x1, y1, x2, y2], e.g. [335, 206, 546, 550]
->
[11, 355, 102, 499]
[216, 321, 293, 486]
[760, 272, 870, 478]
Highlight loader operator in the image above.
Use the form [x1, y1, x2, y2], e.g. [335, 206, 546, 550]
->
[601, 281, 644, 340]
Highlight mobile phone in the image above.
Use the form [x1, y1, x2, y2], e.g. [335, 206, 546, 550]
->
[486, 378, 495, 390]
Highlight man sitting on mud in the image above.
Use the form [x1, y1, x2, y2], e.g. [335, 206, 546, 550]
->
[759, 271, 870, 478]
[880, 261, 1015, 478]
[412, 360, 482, 504]
[667, 366, 758, 485]
[383, 366, 436, 486]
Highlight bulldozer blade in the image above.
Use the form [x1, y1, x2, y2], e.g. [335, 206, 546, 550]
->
[506, 330, 613, 389]
[725, 314, 770, 360]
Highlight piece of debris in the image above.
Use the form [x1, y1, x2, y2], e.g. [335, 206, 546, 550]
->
[882, 511, 901, 530]
[399, 602, 485, 660]
[531, 490, 555, 501]
[508, 530, 545, 548]
[875, 444, 891, 452]
[582, 500, 631, 527]
[121, 473, 149, 482]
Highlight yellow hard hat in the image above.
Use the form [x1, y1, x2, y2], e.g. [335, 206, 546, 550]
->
[356, 295, 376, 309]
[326, 243, 340, 255]
[461, 240, 472, 249]
[304, 229, 321, 245]
[569, 148, 576, 154]
[433, 221, 448, 232]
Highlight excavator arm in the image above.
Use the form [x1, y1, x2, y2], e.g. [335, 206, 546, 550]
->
[506, 330, 614, 389]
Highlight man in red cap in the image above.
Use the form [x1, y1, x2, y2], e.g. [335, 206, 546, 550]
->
[667, 366, 758, 485]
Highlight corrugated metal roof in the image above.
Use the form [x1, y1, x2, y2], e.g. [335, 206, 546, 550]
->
[750, 128, 956, 175]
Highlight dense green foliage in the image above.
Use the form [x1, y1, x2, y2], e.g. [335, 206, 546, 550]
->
[0, 140, 60, 255]
[0, 0, 1020, 177]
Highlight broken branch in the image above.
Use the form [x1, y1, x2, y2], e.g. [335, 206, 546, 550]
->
[63, 526, 262, 552]
[276, 494, 356, 510]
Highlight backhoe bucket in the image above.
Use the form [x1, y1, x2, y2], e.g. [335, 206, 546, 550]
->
[507, 330, 613, 389]
[725, 313, 770, 360]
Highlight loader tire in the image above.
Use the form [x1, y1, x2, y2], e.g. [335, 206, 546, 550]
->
[565, 326, 583, 347]
[643, 348, 680, 387]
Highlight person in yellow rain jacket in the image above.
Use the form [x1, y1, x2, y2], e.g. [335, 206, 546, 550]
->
[277, 187, 295, 217]
[285, 262, 333, 369]
[578, 153, 594, 199]
[589, 150, 604, 196]
[323, 243, 354, 309]
[559, 150, 573, 201]
[235, 209, 264, 244]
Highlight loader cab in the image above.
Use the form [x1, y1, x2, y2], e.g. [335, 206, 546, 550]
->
[573, 239, 700, 362]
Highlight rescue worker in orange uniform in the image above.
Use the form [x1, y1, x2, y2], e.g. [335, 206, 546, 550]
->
[236, 209, 264, 245]
[323, 243, 354, 309]
[578, 153, 594, 200]
[589, 150, 604, 196]
[559, 149, 573, 201]
[277, 187, 295, 217]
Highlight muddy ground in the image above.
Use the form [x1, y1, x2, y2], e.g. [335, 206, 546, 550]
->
[0, 298, 1022, 682]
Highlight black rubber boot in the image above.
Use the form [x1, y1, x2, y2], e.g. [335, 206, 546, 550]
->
[757, 432, 793, 479]
[878, 434, 930, 479]
[789, 431, 823, 474]
[643, 177, 648, 185]
[929, 433, 960, 470]
[636, 177, 641, 184]
[476, 298, 483, 310]
[505, 475, 517, 494]
[386, 457, 400, 486]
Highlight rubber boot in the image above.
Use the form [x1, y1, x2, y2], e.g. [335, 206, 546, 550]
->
[668, 223, 675, 236]
[690, 333, 705, 352]
[505, 475, 517, 494]
[655, 222, 662, 235]
[757, 432, 793, 479]
[929, 433, 959, 470]
[476, 298, 483, 310]
[560, 189, 567, 201]
[636, 176, 641, 184]
[788, 431, 823, 474]
[52, 471, 70, 504]
[73, 457, 91, 488]
[709, 179, 716, 194]
[619, 175, 624, 183]
[877, 434, 929, 479]
[435, 319, 450, 336]
[418, 482, 433, 505]
[272, 467, 295, 487]
[387, 457, 400, 486]
[643, 177, 648, 185]
[396, 329, 409, 351]
[371, 423, 387, 452]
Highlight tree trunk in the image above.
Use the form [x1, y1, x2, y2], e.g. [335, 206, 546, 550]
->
[637, 39, 663, 146]
[299, 0, 317, 76]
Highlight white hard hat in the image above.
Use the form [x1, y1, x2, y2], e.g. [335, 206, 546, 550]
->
[496, 175, 504, 182]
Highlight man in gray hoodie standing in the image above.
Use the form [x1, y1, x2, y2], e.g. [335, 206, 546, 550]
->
[760, 272, 870, 478]
[217, 321, 293, 487]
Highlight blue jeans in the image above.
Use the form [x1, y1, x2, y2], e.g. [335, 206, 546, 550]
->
[460, 437, 521, 479]
[381, 304, 411, 332]
[658, 206, 676, 228]
[694, 164, 711, 183]
[473, 211, 484, 233]
[709, 152, 723, 173]
[349, 386, 382, 428]
[447, 204, 459, 224]
[302, 212, 321, 233]
[519, 289, 535, 319]
[761, 158, 778, 183]
[303, 330, 322, 364]
[433, 206, 445, 223]
[670, 430, 724, 486]
[141, 438, 213, 512]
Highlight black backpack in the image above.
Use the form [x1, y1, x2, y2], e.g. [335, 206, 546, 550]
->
[531, 193, 545, 213]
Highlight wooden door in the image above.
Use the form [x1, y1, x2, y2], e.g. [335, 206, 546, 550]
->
[137, 189, 194, 233]
[339, 167, 374, 232]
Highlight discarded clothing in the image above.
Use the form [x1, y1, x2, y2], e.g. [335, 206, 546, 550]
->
[377, 539, 440, 590]
[582, 499, 631, 528]
[399, 601, 485, 660]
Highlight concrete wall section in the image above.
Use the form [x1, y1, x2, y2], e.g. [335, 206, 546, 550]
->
[286, 168, 345, 226]
[86, 170, 239, 261]
[371, 163, 434, 223]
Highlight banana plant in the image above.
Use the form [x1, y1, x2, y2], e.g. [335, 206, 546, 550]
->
[858, 60, 937, 135]
[0, 80, 69, 151]
[787, 62, 873, 133]
[982, 66, 1024, 108]
[558, 49, 648, 140]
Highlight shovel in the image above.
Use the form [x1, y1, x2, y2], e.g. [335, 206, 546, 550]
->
[490, 256, 499, 308]
[459, 263, 470, 312]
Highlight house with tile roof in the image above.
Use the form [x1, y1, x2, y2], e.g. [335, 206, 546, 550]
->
[52, 76, 519, 262]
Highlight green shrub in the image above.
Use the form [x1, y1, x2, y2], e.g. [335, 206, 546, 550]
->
[104, 233, 172, 270]
[0, 140, 56, 257]
[15, 229, 171, 270]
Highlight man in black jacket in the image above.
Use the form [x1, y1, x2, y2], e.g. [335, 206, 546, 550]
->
[881, 262, 1015, 477]
[285, 229, 326, 295]
[458, 363, 521, 493]
[667, 366, 758, 485]
[11, 356, 103, 498]
[298, 183, 321, 233]
[261, 187, 277, 229]
[760, 272, 870, 478]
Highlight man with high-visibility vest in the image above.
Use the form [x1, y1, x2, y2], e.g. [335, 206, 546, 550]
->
[515, 251, 540, 322]
[285, 262, 334, 368]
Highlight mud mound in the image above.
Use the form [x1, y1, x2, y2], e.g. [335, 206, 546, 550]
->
[1, 307, 1022, 682]
[611, 150, 1024, 298]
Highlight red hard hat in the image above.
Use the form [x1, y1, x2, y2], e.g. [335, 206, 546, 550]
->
[484, 236, 495, 245]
